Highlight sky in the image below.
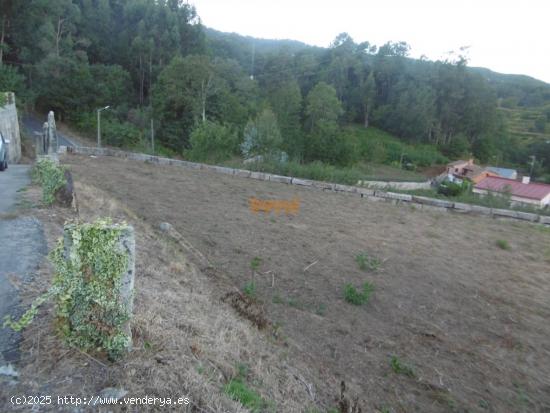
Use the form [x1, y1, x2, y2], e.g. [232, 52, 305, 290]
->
[190, 0, 550, 84]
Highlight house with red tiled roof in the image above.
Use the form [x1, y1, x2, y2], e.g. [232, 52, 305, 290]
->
[446, 159, 499, 184]
[473, 176, 550, 208]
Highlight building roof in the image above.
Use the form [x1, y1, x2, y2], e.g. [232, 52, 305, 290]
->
[475, 176, 550, 201]
[463, 164, 488, 180]
[486, 167, 517, 179]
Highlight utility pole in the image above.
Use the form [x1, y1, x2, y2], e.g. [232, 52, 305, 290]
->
[151, 118, 155, 155]
[250, 42, 255, 80]
[529, 155, 536, 179]
[97, 105, 110, 148]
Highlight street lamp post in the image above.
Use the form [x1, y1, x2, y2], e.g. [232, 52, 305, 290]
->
[97, 105, 110, 148]
[529, 155, 536, 179]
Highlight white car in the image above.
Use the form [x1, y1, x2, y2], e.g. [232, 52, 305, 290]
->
[0, 132, 9, 171]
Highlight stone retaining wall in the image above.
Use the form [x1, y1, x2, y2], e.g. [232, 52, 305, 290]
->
[358, 180, 432, 190]
[63, 146, 549, 226]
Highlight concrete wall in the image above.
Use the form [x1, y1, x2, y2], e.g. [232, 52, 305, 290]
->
[63, 146, 549, 226]
[474, 188, 549, 208]
[0, 92, 21, 163]
[358, 180, 433, 190]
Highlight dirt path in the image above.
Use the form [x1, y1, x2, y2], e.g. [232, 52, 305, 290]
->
[61, 154, 550, 412]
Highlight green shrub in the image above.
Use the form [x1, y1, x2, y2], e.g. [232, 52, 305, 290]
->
[437, 180, 469, 197]
[32, 158, 67, 204]
[188, 120, 238, 162]
[243, 281, 256, 298]
[69, 111, 142, 148]
[250, 256, 262, 271]
[390, 356, 415, 377]
[241, 108, 283, 158]
[496, 239, 510, 250]
[224, 379, 267, 412]
[355, 252, 381, 271]
[343, 282, 374, 305]
[234, 159, 363, 185]
[224, 363, 272, 412]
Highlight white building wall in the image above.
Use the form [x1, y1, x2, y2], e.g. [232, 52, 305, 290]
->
[473, 188, 548, 208]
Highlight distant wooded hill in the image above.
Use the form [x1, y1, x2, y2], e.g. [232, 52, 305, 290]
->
[1, 1, 549, 180]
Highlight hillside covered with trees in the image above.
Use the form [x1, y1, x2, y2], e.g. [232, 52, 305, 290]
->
[1, 0, 550, 180]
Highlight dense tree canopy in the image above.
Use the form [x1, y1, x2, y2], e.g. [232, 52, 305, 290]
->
[1, 2, 550, 177]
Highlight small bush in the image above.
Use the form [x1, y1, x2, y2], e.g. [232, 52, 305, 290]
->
[243, 281, 256, 298]
[437, 180, 469, 197]
[355, 252, 381, 271]
[250, 256, 262, 271]
[32, 158, 67, 204]
[344, 282, 374, 305]
[232, 159, 363, 185]
[224, 363, 272, 412]
[496, 239, 510, 250]
[390, 356, 415, 377]
[224, 379, 266, 412]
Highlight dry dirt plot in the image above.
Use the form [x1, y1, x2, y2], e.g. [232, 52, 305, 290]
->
[6, 153, 550, 413]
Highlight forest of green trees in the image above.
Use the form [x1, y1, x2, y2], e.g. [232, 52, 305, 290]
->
[1, 0, 550, 179]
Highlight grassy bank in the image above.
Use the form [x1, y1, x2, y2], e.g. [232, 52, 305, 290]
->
[221, 159, 429, 185]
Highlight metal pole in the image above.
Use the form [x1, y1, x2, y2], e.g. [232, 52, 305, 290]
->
[151, 118, 155, 155]
[97, 109, 101, 148]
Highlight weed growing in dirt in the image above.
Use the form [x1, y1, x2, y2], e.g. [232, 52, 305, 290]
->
[344, 282, 374, 305]
[355, 252, 381, 271]
[478, 399, 490, 409]
[315, 303, 327, 316]
[390, 356, 415, 377]
[250, 256, 262, 271]
[243, 281, 256, 298]
[496, 239, 510, 250]
[224, 364, 273, 412]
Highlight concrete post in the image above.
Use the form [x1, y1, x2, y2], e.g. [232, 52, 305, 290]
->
[42, 122, 49, 154]
[62, 223, 136, 351]
[47, 111, 57, 154]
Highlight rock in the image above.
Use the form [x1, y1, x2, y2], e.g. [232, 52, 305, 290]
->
[54, 169, 74, 208]
[159, 222, 172, 232]
[0, 364, 18, 378]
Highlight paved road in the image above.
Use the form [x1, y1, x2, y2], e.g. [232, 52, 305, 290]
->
[0, 165, 31, 213]
[22, 114, 76, 148]
[0, 165, 47, 365]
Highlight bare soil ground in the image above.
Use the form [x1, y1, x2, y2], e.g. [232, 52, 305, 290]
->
[3, 153, 550, 413]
